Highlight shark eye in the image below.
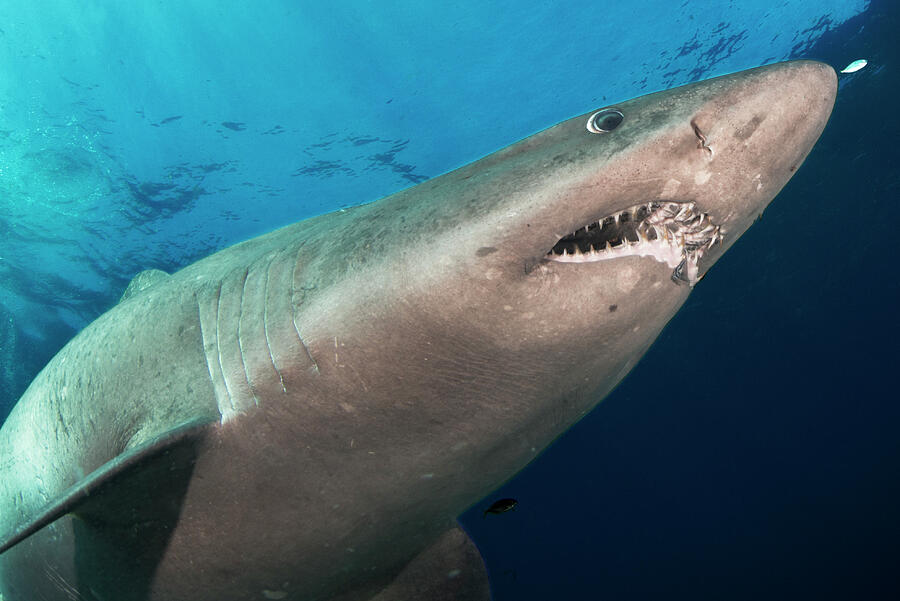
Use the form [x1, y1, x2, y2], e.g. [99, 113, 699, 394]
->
[587, 109, 624, 133]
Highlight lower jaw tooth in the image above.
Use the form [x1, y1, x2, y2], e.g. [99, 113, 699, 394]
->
[548, 202, 723, 272]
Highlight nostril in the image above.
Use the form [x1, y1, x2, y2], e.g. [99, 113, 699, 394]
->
[691, 119, 713, 156]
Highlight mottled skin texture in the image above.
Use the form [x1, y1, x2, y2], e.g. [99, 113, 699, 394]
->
[0, 61, 836, 601]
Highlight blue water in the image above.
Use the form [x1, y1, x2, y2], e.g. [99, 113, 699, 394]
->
[1, 0, 897, 599]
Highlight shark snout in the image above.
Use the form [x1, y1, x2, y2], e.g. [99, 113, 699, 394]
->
[790, 59, 838, 106]
[684, 60, 837, 277]
[755, 60, 836, 161]
[695, 60, 836, 161]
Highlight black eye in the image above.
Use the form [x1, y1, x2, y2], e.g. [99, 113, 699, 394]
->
[587, 109, 624, 133]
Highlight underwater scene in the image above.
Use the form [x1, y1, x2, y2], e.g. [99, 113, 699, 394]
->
[0, 0, 897, 599]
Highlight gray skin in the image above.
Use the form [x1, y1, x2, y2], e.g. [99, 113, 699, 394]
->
[0, 60, 836, 601]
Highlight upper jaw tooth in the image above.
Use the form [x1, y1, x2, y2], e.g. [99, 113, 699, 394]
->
[547, 201, 724, 276]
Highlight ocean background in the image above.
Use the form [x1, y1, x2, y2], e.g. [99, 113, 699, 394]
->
[1, 0, 897, 599]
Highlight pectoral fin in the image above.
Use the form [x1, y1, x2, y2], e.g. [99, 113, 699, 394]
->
[370, 524, 491, 601]
[0, 417, 210, 556]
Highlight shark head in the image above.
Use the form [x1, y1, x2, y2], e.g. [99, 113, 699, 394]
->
[460, 59, 838, 285]
[298, 60, 836, 474]
[536, 59, 837, 285]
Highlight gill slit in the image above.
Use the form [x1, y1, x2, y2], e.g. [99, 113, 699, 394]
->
[213, 282, 235, 415]
[236, 267, 259, 407]
[262, 257, 288, 393]
[291, 247, 319, 373]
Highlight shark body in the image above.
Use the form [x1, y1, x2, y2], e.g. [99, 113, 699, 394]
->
[0, 60, 836, 601]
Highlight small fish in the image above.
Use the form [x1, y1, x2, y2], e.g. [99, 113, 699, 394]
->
[840, 59, 867, 74]
[483, 498, 518, 517]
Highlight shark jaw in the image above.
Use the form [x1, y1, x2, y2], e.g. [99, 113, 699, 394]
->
[544, 201, 724, 285]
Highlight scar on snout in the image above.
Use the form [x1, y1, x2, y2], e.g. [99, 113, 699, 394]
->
[476, 246, 498, 257]
[735, 114, 765, 141]
[690, 119, 713, 155]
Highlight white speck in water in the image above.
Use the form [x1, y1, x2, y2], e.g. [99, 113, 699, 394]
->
[262, 590, 288, 600]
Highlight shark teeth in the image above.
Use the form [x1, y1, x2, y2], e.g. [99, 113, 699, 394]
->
[545, 201, 723, 285]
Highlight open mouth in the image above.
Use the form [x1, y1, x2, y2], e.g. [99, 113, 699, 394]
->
[545, 201, 723, 285]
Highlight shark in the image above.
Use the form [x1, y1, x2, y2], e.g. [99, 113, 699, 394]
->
[0, 60, 836, 601]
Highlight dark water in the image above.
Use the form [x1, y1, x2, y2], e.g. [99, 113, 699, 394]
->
[1, 1, 897, 599]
